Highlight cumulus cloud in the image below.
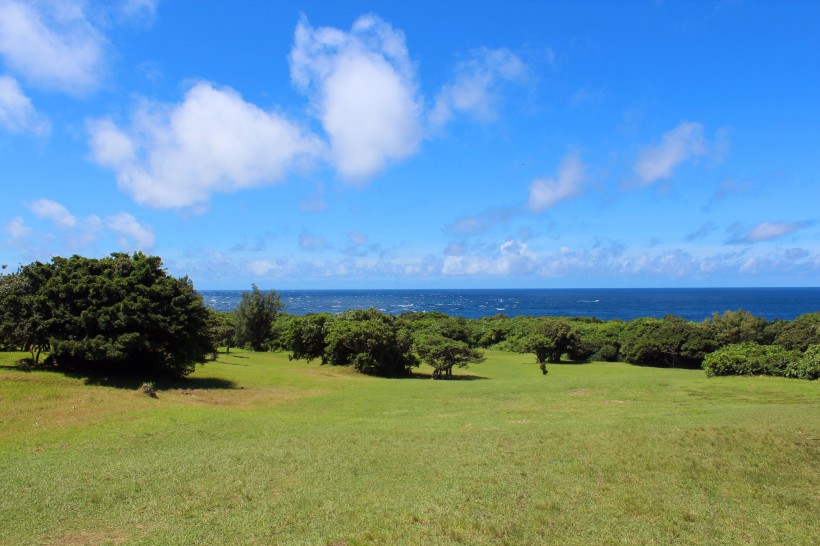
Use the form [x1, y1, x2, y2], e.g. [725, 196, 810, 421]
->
[633, 121, 708, 186]
[0, 0, 105, 95]
[106, 212, 154, 249]
[28, 198, 77, 228]
[528, 153, 586, 212]
[87, 82, 323, 209]
[0, 75, 50, 135]
[290, 14, 423, 181]
[430, 47, 527, 127]
[3, 216, 31, 240]
[727, 221, 812, 244]
[443, 238, 539, 276]
[3, 198, 154, 255]
[529, 154, 586, 212]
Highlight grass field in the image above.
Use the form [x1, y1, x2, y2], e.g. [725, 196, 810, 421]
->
[1, 349, 818, 545]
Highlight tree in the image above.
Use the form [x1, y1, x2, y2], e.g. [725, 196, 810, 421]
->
[414, 332, 484, 379]
[208, 310, 236, 354]
[1, 253, 215, 377]
[234, 284, 284, 351]
[287, 313, 332, 363]
[775, 313, 820, 352]
[526, 319, 582, 374]
[323, 309, 418, 377]
[619, 315, 716, 368]
[704, 309, 768, 347]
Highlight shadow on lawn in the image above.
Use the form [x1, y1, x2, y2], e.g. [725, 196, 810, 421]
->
[406, 371, 489, 381]
[79, 373, 237, 391]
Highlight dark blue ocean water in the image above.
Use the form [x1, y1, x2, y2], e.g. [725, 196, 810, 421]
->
[199, 288, 820, 322]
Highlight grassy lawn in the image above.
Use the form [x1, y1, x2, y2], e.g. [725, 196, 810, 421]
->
[1, 349, 818, 545]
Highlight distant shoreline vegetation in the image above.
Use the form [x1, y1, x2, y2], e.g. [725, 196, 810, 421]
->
[2, 254, 818, 381]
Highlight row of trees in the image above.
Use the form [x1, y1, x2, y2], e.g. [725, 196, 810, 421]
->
[213, 302, 818, 380]
[1, 254, 817, 380]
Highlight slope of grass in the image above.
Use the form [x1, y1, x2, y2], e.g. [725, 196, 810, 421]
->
[1, 350, 818, 545]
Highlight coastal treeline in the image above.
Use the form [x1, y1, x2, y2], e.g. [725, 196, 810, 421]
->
[1, 254, 818, 380]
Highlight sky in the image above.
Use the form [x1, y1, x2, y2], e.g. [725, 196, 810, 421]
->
[1, 0, 818, 289]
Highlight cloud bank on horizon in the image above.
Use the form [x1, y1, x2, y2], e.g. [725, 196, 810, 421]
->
[1, 0, 818, 288]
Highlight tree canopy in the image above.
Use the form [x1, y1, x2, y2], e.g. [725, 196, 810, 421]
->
[0, 253, 214, 377]
[234, 284, 284, 351]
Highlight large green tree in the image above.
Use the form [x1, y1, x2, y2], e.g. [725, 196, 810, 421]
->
[233, 284, 284, 351]
[0, 253, 214, 377]
[323, 308, 417, 377]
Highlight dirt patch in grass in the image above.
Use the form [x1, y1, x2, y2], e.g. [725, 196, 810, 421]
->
[567, 388, 592, 396]
[43, 528, 133, 546]
[159, 386, 329, 408]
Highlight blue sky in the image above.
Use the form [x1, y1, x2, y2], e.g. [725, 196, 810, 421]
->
[1, 0, 818, 289]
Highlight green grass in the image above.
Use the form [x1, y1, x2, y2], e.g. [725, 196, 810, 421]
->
[1, 350, 818, 545]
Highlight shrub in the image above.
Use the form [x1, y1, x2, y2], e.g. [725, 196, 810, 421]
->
[619, 315, 716, 368]
[775, 313, 820, 352]
[702, 343, 801, 377]
[784, 344, 820, 380]
[323, 309, 418, 377]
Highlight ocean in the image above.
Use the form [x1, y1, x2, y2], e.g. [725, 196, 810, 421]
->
[199, 288, 820, 322]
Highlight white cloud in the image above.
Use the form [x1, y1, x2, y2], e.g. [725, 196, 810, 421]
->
[87, 82, 323, 209]
[0, 0, 105, 95]
[633, 121, 708, 185]
[3, 216, 31, 240]
[118, 0, 158, 23]
[28, 198, 77, 228]
[106, 212, 154, 249]
[290, 14, 422, 181]
[0, 75, 50, 135]
[729, 221, 811, 244]
[528, 153, 586, 212]
[430, 48, 527, 127]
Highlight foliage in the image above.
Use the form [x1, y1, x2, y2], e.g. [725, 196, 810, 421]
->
[286, 313, 332, 363]
[413, 331, 484, 379]
[0, 253, 214, 377]
[619, 315, 717, 368]
[471, 314, 513, 348]
[233, 284, 284, 351]
[704, 309, 768, 347]
[784, 344, 820, 380]
[208, 310, 236, 353]
[269, 313, 299, 351]
[572, 319, 625, 362]
[702, 342, 802, 378]
[323, 308, 418, 376]
[526, 318, 583, 374]
[774, 312, 820, 352]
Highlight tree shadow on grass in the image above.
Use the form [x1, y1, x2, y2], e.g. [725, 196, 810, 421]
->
[79, 373, 237, 391]
[405, 371, 489, 381]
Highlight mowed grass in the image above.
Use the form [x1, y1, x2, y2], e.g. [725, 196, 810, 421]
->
[1, 350, 818, 545]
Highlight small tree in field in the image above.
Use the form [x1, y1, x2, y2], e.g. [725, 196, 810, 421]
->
[527, 319, 581, 374]
[414, 332, 484, 379]
[234, 284, 283, 351]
